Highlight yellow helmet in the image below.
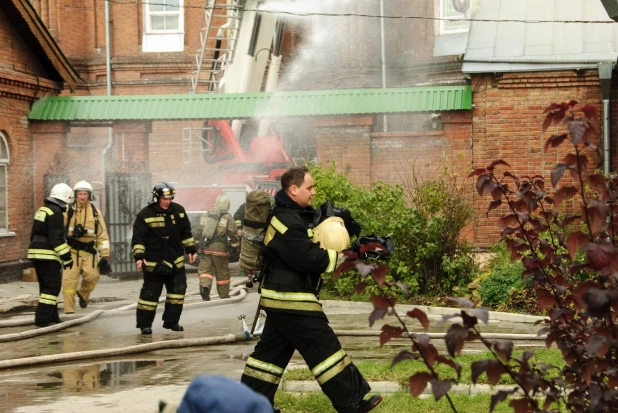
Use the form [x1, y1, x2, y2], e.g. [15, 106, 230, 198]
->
[215, 194, 230, 212]
[312, 217, 351, 252]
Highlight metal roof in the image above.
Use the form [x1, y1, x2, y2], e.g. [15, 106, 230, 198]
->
[28, 86, 472, 121]
[463, 0, 618, 73]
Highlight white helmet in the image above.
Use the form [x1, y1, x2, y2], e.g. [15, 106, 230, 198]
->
[312, 217, 351, 252]
[73, 180, 94, 200]
[214, 194, 230, 212]
[48, 183, 74, 207]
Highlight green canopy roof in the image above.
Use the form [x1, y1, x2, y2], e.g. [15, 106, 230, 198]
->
[29, 86, 472, 121]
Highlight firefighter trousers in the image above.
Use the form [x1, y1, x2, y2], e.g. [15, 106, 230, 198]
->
[198, 246, 231, 298]
[240, 311, 370, 413]
[136, 267, 187, 329]
[62, 250, 100, 313]
[33, 260, 62, 327]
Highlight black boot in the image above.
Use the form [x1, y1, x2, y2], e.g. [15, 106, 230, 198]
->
[77, 292, 88, 309]
[141, 327, 153, 335]
[163, 322, 184, 331]
[200, 286, 210, 301]
[351, 395, 382, 413]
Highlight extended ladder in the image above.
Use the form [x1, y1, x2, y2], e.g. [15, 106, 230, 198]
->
[188, 0, 246, 94]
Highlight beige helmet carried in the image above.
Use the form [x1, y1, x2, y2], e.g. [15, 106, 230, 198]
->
[214, 194, 230, 212]
[312, 217, 351, 252]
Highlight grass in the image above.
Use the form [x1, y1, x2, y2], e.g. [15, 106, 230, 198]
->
[283, 349, 565, 386]
[274, 392, 523, 413]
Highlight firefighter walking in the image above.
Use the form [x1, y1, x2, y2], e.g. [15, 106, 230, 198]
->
[131, 182, 197, 335]
[198, 194, 239, 301]
[240, 167, 382, 413]
[28, 183, 75, 327]
[62, 181, 111, 314]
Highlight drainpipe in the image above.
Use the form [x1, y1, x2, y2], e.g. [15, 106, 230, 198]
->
[102, 0, 113, 215]
[380, 0, 388, 132]
[231, 12, 262, 139]
[599, 61, 614, 175]
[258, 21, 284, 137]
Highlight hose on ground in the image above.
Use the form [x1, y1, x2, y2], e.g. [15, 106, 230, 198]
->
[0, 332, 251, 370]
[0, 310, 104, 343]
[0, 278, 249, 328]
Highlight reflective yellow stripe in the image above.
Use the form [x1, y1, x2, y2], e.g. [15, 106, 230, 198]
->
[133, 244, 145, 253]
[162, 261, 172, 267]
[28, 249, 57, 256]
[246, 357, 284, 375]
[167, 294, 184, 299]
[270, 217, 288, 234]
[63, 289, 76, 294]
[260, 297, 323, 313]
[54, 243, 70, 256]
[137, 304, 156, 311]
[243, 366, 281, 385]
[316, 356, 352, 385]
[40, 293, 58, 301]
[41, 207, 54, 215]
[312, 349, 346, 377]
[138, 299, 158, 307]
[261, 289, 319, 302]
[182, 237, 196, 246]
[179, 213, 185, 218]
[235, 220, 242, 226]
[307, 228, 314, 238]
[144, 217, 165, 223]
[174, 256, 185, 265]
[39, 298, 57, 305]
[147, 223, 165, 228]
[326, 249, 338, 273]
[166, 299, 183, 304]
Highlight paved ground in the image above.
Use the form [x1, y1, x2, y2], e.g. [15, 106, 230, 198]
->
[0, 268, 544, 413]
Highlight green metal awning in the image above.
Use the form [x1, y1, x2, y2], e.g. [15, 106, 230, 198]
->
[29, 86, 472, 121]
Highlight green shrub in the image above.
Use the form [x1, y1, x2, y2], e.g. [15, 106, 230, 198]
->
[478, 243, 524, 308]
[310, 161, 477, 298]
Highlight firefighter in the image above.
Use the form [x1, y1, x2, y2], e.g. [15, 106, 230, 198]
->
[28, 183, 74, 327]
[240, 167, 382, 413]
[233, 202, 245, 236]
[198, 194, 239, 301]
[62, 180, 111, 314]
[131, 182, 197, 335]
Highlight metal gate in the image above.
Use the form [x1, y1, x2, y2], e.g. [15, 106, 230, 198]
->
[105, 173, 151, 276]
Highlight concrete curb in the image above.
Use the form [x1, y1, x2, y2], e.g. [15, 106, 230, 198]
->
[282, 380, 519, 395]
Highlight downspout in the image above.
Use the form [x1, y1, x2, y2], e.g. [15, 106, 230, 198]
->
[102, 0, 113, 215]
[231, 12, 262, 139]
[599, 61, 614, 175]
[380, 0, 388, 132]
[258, 21, 284, 137]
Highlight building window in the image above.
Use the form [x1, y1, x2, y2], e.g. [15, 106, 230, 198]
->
[0, 132, 9, 233]
[440, 0, 471, 34]
[145, 0, 183, 33]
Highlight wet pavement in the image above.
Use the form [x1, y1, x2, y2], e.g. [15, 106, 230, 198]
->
[0, 273, 542, 412]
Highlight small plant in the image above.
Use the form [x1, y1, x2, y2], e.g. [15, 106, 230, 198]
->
[339, 99, 618, 413]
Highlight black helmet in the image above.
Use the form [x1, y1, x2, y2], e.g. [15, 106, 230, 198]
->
[152, 182, 176, 204]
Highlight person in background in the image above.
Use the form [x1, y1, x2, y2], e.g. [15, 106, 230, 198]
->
[28, 183, 74, 327]
[131, 182, 197, 335]
[62, 180, 111, 314]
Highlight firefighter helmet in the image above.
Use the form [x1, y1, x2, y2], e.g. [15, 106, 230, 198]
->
[152, 182, 176, 203]
[73, 180, 94, 201]
[214, 194, 230, 212]
[312, 216, 351, 252]
[48, 183, 74, 207]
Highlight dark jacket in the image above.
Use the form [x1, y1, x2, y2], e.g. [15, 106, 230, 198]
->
[259, 190, 338, 318]
[28, 200, 72, 265]
[131, 202, 197, 271]
[233, 203, 245, 231]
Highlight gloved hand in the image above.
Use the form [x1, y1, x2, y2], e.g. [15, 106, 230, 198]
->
[63, 259, 74, 270]
[98, 257, 113, 275]
[228, 246, 240, 263]
[153, 262, 174, 277]
[351, 234, 394, 260]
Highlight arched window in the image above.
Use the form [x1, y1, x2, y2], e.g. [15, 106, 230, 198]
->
[0, 132, 9, 233]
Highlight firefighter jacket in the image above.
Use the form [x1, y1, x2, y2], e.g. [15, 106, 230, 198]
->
[259, 190, 339, 319]
[131, 202, 197, 272]
[28, 200, 72, 265]
[233, 203, 245, 231]
[64, 202, 110, 257]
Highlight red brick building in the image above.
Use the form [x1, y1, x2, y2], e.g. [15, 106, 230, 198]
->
[0, 0, 79, 280]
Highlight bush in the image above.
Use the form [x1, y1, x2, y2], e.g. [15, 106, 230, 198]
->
[310, 161, 476, 298]
[477, 243, 524, 309]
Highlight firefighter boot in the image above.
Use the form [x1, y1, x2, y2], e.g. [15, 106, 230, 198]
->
[163, 322, 184, 331]
[200, 286, 210, 301]
[351, 395, 382, 413]
[77, 291, 88, 309]
[141, 327, 152, 335]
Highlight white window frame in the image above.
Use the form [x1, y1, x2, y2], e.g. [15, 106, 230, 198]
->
[0, 132, 10, 235]
[144, 0, 184, 34]
[439, 0, 471, 35]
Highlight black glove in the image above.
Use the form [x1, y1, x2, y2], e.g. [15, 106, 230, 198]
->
[98, 257, 113, 275]
[228, 247, 240, 263]
[315, 201, 362, 238]
[153, 262, 174, 277]
[351, 234, 394, 260]
[63, 259, 74, 270]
